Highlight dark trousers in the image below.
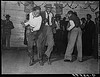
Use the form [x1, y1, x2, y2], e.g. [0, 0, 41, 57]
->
[54, 29, 62, 55]
[83, 35, 93, 56]
[24, 29, 28, 45]
[45, 26, 54, 57]
[2, 34, 11, 48]
[26, 31, 37, 59]
[37, 26, 47, 60]
[37, 26, 54, 60]
[92, 33, 98, 58]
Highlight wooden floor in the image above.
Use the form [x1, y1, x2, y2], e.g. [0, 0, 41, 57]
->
[1, 48, 99, 74]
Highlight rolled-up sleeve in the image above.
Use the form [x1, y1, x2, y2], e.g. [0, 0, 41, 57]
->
[67, 20, 75, 31]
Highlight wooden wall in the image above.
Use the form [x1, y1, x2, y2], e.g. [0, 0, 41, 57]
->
[1, 1, 26, 47]
[1, 1, 99, 47]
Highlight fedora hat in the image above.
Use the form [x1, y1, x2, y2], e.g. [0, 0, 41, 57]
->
[44, 4, 53, 8]
[5, 14, 10, 18]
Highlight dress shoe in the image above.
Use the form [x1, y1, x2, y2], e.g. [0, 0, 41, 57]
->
[44, 54, 52, 65]
[77, 58, 83, 62]
[47, 59, 51, 65]
[29, 59, 35, 66]
[39, 60, 44, 66]
[78, 60, 83, 62]
[64, 59, 73, 62]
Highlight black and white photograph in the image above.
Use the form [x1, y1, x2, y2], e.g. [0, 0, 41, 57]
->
[1, 1, 100, 74]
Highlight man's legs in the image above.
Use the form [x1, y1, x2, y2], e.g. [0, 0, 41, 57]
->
[2, 34, 6, 48]
[26, 33, 35, 66]
[45, 27, 54, 64]
[37, 32, 46, 65]
[64, 28, 78, 61]
[45, 35, 54, 58]
[6, 34, 11, 48]
[76, 28, 82, 61]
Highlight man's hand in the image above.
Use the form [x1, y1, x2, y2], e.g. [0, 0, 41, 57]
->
[28, 26, 33, 30]
[45, 19, 48, 22]
[21, 22, 26, 28]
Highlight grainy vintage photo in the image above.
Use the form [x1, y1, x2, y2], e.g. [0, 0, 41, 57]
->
[1, 1, 100, 74]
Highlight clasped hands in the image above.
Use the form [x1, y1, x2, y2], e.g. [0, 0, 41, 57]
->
[21, 22, 34, 30]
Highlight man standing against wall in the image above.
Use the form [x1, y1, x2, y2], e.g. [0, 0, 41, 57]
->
[64, 11, 82, 62]
[2, 15, 14, 49]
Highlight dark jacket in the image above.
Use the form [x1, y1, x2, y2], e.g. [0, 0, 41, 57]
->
[95, 17, 99, 34]
[37, 11, 56, 37]
[2, 20, 14, 35]
[84, 20, 95, 39]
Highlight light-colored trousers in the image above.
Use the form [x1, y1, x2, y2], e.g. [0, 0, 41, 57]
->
[64, 27, 82, 60]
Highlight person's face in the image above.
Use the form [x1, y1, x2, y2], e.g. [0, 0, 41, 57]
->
[34, 9, 40, 17]
[87, 15, 91, 20]
[46, 8, 51, 13]
[57, 17, 59, 21]
[81, 19, 86, 23]
[66, 13, 71, 18]
[96, 13, 99, 18]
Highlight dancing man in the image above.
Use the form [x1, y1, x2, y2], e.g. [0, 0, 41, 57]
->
[21, 6, 42, 66]
[64, 11, 82, 62]
[39, 4, 56, 65]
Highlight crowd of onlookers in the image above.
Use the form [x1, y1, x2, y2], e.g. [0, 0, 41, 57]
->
[50, 11, 99, 59]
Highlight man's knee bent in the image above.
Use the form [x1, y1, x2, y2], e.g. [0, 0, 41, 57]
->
[48, 42, 54, 48]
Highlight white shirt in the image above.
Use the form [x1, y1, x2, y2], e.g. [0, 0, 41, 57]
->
[24, 12, 42, 31]
[67, 20, 75, 31]
[45, 12, 53, 26]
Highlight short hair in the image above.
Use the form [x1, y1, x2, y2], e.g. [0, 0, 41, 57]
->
[67, 10, 73, 14]
[5, 14, 10, 18]
[73, 12, 78, 16]
[81, 18, 86, 21]
[32, 6, 41, 11]
[87, 14, 92, 18]
[63, 17, 66, 20]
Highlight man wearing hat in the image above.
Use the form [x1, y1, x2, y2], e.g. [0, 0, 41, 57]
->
[39, 4, 56, 65]
[2, 14, 14, 49]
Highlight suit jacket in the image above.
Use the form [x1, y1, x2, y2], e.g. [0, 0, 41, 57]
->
[36, 11, 56, 44]
[40, 11, 56, 28]
[3, 20, 14, 35]
[37, 11, 56, 37]
[84, 20, 95, 39]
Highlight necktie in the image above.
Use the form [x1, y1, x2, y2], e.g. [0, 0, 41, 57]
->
[47, 13, 50, 26]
